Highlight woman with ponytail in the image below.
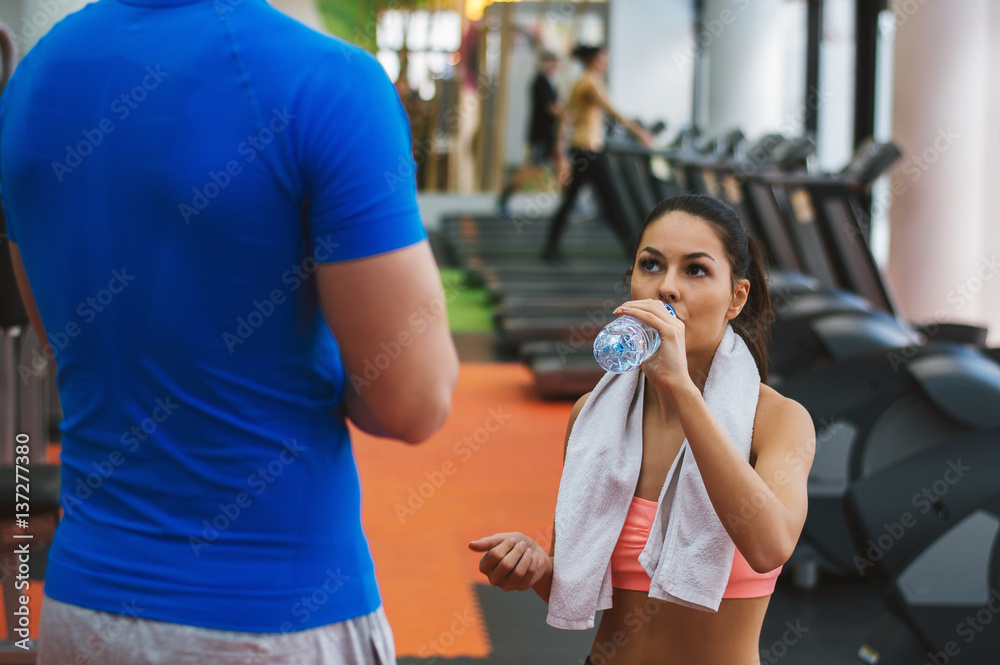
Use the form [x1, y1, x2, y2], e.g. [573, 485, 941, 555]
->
[542, 45, 653, 262]
[471, 195, 816, 664]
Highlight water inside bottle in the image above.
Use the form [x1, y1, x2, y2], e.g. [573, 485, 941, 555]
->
[593, 304, 674, 373]
[594, 316, 660, 373]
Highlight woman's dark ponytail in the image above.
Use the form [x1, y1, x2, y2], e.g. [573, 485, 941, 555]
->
[730, 234, 773, 383]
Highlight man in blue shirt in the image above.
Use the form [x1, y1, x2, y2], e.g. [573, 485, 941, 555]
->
[1, 0, 458, 662]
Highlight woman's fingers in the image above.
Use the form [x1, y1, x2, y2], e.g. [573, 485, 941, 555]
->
[488, 540, 528, 588]
[516, 549, 548, 591]
[476, 538, 514, 576]
[506, 542, 537, 590]
[468, 534, 508, 552]
[615, 300, 681, 332]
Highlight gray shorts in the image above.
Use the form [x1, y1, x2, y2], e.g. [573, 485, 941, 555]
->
[38, 595, 396, 665]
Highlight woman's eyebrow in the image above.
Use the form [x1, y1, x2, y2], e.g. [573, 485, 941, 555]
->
[641, 247, 716, 263]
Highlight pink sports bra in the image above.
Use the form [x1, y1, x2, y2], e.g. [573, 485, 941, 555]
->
[610, 495, 781, 598]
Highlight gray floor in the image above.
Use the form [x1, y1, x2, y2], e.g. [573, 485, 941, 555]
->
[399, 572, 884, 665]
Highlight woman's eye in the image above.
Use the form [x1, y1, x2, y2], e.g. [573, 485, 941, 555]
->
[640, 258, 660, 272]
[688, 263, 709, 276]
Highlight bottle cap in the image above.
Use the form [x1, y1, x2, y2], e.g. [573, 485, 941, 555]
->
[664, 303, 676, 317]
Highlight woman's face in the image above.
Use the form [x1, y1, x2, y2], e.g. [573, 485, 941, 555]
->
[629, 211, 749, 355]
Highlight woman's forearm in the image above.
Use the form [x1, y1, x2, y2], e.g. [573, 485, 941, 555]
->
[670, 383, 796, 572]
[531, 556, 554, 603]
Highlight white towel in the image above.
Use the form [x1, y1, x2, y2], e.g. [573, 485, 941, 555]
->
[546, 324, 760, 630]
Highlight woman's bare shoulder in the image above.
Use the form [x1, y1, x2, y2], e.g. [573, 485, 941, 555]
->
[751, 384, 815, 461]
[568, 391, 593, 431]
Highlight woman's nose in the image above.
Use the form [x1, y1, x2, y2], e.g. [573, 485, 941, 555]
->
[657, 270, 680, 301]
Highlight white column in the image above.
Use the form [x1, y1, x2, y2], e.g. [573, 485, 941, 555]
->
[979, 3, 1000, 346]
[700, 0, 797, 139]
[885, 0, 999, 343]
[607, 0, 694, 132]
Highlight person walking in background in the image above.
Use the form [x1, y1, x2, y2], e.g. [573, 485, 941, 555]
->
[1, 0, 458, 663]
[498, 50, 561, 219]
[542, 45, 653, 263]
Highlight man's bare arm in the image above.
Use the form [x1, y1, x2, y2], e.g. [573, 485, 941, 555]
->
[315, 240, 459, 444]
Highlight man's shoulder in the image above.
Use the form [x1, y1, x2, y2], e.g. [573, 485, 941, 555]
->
[216, 1, 387, 87]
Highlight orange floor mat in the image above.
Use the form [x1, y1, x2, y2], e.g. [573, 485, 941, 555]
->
[353, 362, 573, 660]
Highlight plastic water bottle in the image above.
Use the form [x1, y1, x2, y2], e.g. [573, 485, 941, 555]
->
[593, 303, 677, 373]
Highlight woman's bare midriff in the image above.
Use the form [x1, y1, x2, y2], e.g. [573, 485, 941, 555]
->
[589, 587, 769, 665]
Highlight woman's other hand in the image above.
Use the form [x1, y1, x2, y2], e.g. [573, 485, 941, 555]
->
[468, 532, 551, 591]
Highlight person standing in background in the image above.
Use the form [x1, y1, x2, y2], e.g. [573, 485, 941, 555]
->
[498, 51, 561, 219]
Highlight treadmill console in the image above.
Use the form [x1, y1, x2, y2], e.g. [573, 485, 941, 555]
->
[842, 138, 902, 184]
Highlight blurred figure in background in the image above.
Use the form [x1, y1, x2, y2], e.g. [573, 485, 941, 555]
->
[542, 45, 652, 262]
[498, 50, 561, 219]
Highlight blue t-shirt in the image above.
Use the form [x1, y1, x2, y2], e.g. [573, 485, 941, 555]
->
[0, 0, 426, 633]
